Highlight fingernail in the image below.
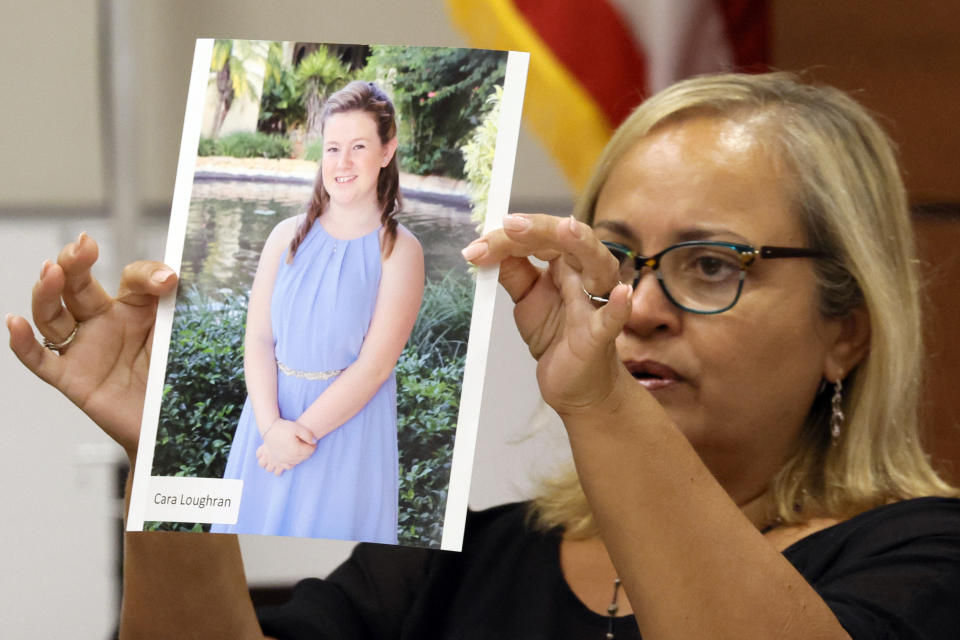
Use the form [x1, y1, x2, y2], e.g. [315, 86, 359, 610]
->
[4, 313, 13, 328]
[77, 231, 88, 243]
[41, 259, 51, 279]
[461, 241, 488, 262]
[502, 214, 531, 232]
[567, 215, 581, 238]
[151, 268, 175, 284]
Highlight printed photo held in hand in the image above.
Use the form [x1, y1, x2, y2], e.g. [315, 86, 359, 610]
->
[125, 39, 528, 549]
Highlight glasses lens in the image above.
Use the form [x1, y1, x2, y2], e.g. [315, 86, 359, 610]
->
[660, 244, 744, 312]
[605, 245, 638, 287]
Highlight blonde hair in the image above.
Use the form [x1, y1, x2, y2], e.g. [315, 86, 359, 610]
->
[531, 72, 957, 538]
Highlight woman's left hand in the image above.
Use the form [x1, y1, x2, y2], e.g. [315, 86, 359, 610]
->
[464, 213, 636, 416]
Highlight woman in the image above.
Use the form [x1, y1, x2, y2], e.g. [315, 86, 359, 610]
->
[8, 72, 960, 638]
[216, 80, 425, 542]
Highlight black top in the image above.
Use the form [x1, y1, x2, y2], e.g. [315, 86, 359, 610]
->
[257, 497, 960, 639]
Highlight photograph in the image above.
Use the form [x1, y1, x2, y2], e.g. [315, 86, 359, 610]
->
[126, 39, 526, 548]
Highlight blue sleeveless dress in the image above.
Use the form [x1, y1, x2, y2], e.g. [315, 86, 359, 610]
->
[212, 221, 398, 543]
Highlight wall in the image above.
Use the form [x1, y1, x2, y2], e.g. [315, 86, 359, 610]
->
[771, 0, 960, 482]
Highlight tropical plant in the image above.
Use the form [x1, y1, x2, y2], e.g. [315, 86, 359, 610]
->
[257, 43, 304, 134]
[461, 85, 503, 232]
[209, 39, 270, 139]
[365, 46, 507, 177]
[295, 46, 352, 141]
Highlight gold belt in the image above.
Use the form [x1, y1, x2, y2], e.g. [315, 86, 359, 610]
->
[277, 361, 345, 381]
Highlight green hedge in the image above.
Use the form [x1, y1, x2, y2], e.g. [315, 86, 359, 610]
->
[153, 288, 247, 481]
[395, 271, 473, 545]
[197, 131, 292, 159]
[304, 138, 326, 162]
[150, 271, 473, 546]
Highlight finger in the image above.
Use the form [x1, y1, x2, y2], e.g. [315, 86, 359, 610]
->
[464, 226, 561, 266]
[512, 272, 565, 360]
[31, 261, 78, 343]
[56, 233, 114, 322]
[554, 262, 632, 344]
[495, 256, 541, 304]
[116, 261, 178, 307]
[589, 283, 634, 344]
[6, 313, 65, 386]
[472, 214, 619, 296]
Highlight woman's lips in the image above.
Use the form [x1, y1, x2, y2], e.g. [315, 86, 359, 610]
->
[624, 359, 683, 391]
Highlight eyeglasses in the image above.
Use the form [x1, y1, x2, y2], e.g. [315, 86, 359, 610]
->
[597, 240, 827, 314]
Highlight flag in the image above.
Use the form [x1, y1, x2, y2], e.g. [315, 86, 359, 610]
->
[446, 0, 769, 191]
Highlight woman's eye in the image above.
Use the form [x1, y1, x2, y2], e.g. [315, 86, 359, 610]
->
[675, 249, 740, 281]
[692, 254, 738, 279]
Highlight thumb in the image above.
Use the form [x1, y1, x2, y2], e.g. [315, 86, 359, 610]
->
[499, 255, 541, 303]
[116, 261, 178, 307]
[591, 283, 633, 344]
[295, 424, 317, 445]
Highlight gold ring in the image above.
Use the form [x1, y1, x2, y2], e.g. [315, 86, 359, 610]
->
[42, 323, 80, 351]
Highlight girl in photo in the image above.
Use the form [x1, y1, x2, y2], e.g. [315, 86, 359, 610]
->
[211, 81, 424, 542]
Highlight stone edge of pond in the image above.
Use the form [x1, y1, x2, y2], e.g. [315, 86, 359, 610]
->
[194, 165, 471, 207]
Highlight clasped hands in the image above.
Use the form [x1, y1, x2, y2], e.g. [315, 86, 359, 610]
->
[256, 418, 317, 475]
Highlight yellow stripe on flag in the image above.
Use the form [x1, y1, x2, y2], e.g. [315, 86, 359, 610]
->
[446, 0, 613, 193]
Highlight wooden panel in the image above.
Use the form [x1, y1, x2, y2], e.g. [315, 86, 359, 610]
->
[772, 1, 960, 203]
[915, 212, 960, 485]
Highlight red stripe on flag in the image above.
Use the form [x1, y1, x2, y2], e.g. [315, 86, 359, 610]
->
[513, 0, 647, 127]
[714, 0, 770, 71]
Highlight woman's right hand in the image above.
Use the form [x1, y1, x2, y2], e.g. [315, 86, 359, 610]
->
[6, 233, 177, 460]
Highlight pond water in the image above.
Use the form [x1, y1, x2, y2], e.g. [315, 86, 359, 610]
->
[179, 179, 479, 300]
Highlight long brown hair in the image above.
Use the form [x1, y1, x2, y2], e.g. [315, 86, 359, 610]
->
[288, 80, 402, 260]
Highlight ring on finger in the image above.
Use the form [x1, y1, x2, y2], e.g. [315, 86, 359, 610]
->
[582, 285, 612, 304]
[42, 322, 80, 352]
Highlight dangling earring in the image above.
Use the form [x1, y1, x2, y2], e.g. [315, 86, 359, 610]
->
[830, 374, 844, 444]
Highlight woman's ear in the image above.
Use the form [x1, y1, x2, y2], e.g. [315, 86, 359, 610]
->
[823, 305, 871, 381]
[383, 137, 399, 167]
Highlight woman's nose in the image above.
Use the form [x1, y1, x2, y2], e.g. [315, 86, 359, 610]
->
[621, 270, 682, 337]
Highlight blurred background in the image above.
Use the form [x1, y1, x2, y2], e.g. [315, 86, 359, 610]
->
[1, 1, 958, 636]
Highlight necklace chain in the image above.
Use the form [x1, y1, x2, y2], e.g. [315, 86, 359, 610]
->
[605, 578, 622, 639]
[602, 522, 775, 639]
